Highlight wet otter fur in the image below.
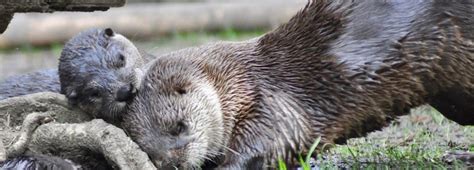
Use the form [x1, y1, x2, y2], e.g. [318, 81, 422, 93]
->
[123, 0, 473, 168]
[59, 28, 150, 124]
[0, 69, 60, 100]
[0, 152, 112, 170]
[0, 154, 78, 170]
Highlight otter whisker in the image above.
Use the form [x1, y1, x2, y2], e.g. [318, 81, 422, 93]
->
[214, 143, 240, 157]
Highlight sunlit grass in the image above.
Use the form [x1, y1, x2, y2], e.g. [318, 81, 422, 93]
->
[145, 28, 265, 46]
[0, 28, 266, 54]
[278, 106, 473, 169]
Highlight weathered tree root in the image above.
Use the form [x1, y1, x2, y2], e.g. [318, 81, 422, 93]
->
[0, 92, 90, 126]
[5, 112, 52, 159]
[29, 119, 156, 169]
[0, 92, 157, 169]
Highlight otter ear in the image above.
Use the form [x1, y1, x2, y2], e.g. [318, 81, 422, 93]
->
[104, 28, 115, 37]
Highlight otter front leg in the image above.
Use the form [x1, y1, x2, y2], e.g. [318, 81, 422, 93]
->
[429, 88, 474, 125]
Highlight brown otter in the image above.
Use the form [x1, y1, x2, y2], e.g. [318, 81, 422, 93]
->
[58, 28, 149, 124]
[123, 0, 473, 168]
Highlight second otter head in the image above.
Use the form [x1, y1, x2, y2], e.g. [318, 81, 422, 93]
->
[123, 56, 226, 169]
[59, 28, 143, 123]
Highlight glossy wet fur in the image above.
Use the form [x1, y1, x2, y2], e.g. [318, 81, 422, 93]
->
[0, 154, 77, 170]
[0, 69, 60, 100]
[124, 56, 229, 168]
[124, 0, 473, 168]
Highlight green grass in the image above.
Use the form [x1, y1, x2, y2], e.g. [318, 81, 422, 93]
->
[139, 28, 265, 49]
[0, 28, 266, 54]
[172, 28, 265, 42]
[278, 137, 320, 170]
[278, 106, 473, 169]
[0, 42, 64, 54]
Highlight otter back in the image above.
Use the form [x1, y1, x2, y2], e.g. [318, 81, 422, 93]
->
[0, 69, 60, 100]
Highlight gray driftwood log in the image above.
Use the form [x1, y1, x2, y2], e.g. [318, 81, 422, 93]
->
[0, 92, 156, 169]
[0, 0, 126, 34]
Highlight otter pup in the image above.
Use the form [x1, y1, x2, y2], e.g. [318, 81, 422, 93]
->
[59, 28, 149, 124]
[123, 0, 473, 168]
[0, 28, 148, 124]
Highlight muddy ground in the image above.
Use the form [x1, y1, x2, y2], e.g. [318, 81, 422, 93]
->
[0, 31, 473, 169]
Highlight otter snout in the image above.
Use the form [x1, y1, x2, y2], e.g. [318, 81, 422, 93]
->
[146, 136, 194, 169]
[116, 83, 137, 102]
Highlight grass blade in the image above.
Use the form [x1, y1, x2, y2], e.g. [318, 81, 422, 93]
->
[306, 136, 321, 163]
[278, 158, 287, 170]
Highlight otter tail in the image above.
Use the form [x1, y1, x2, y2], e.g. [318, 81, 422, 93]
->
[0, 154, 78, 170]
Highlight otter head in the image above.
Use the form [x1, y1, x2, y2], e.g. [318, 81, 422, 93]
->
[123, 57, 226, 169]
[59, 28, 143, 123]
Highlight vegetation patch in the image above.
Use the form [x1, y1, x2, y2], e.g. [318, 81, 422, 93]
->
[281, 106, 473, 169]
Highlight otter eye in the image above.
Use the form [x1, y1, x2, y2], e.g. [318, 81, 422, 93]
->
[119, 54, 125, 62]
[89, 90, 100, 98]
[171, 121, 187, 136]
[117, 54, 126, 68]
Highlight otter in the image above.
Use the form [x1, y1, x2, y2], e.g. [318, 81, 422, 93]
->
[123, 0, 473, 169]
[0, 152, 114, 170]
[0, 69, 60, 100]
[0, 154, 78, 170]
[58, 28, 151, 124]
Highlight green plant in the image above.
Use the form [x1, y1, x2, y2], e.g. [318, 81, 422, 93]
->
[279, 136, 322, 170]
[278, 158, 287, 170]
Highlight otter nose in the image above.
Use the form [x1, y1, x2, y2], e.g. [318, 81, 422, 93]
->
[116, 84, 136, 102]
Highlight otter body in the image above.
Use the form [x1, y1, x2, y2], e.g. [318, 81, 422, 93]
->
[0, 69, 60, 100]
[0, 154, 78, 170]
[124, 0, 473, 168]
[0, 153, 114, 170]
